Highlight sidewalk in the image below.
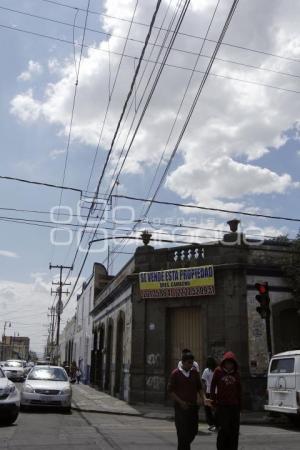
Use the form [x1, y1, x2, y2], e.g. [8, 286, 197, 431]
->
[71, 384, 281, 425]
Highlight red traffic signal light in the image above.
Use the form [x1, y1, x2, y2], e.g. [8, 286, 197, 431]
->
[255, 282, 270, 319]
[255, 282, 268, 294]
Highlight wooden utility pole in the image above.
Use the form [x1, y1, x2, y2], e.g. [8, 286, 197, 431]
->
[49, 264, 73, 364]
[47, 306, 56, 362]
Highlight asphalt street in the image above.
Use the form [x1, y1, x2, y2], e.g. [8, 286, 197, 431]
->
[0, 383, 298, 449]
[0, 407, 300, 450]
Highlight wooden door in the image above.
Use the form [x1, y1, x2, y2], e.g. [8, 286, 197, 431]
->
[167, 306, 202, 373]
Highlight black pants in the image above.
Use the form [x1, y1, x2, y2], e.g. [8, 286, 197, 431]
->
[216, 405, 240, 450]
[204, 393, 215, 426]
[174, 404, 199, 450]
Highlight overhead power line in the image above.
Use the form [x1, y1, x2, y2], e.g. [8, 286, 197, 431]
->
[58, 0, 170, 291]
[93, 0, 163, 200]
[37, 0, 300, 65]
[143, 0, 222, 214]
[62, 0, 192, 310]
[0, 175, 84, 195]
[60, 0, 140, 272]
[90, 0, 191, 266]
[60, 0, 165, 284]
[85, 0, 139, 192]
[0, 210, 288, 241]
[56, 0, 91, 208]
[1, 23, 300, 97]
[2, 5, 300, 82]
[112, 194, 300, 223]
[144, 0, 241, 218]
[107, 0, 183, 202]
[107, 0, 240, 267]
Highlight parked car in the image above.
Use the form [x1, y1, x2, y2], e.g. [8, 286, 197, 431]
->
[0, 367, 20, 425]
[265, 350, 300, 425]
[21, 365, 72, 411]
[2, 360, 26, 382]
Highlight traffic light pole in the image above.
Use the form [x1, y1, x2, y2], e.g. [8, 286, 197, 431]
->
[255, 282, 272, 359]
[265, 314, 272, 359]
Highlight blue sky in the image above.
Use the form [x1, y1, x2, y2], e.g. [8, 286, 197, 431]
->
[1, 0, 300, 352]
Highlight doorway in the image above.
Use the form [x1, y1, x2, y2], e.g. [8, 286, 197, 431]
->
[167, 306, 203, 374]
[104, 320, 113, 392]
[114, 312, 125, 397]
[98, 325, 105, 389]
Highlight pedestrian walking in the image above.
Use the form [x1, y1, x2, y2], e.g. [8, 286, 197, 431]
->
[69, 361, 77, 384]
[210, 352, 242, 450]
[76, 367, 82, 384]
[168, 352, 207, 450]
[201, 356, 217, 431]
[178, 348, 200, 373]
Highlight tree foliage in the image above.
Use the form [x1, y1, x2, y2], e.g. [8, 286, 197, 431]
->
[282, 231, 300, 300]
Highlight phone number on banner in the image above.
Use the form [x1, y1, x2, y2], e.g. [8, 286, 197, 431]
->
[141, 285, 215, 298]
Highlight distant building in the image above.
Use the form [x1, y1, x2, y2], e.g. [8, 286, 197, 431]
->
[0, 336, 30, 360]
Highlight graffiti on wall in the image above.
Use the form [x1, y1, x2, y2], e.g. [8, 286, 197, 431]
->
[147, 353, 161, 366]
[146, 376, 164, 391]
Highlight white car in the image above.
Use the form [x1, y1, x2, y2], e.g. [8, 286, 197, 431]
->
[2, 360, 26, 382]
[21, 366, 72, 411]
[0, 367, 20, 425]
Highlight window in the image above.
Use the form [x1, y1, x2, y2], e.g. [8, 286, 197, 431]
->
[28, 367, 68, 381]
[5, 361, 23, 368]
[270, 358, 295, 374]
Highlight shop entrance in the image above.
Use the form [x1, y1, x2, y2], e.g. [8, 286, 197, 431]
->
[167, 306, 203, 374]
[104, 321, 113, 392]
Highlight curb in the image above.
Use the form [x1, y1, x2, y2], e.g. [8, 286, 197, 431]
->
[72, 399, 174, 420]
[72, 402, 276, 425]
[72, 399, 144, 418]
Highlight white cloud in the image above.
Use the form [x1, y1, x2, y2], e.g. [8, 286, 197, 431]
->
[166, 156, 296, 207]
[10, 89, 42, 122]
[18, 60, 43, 81]
[9, 0, 300, 208]
[49, 148, 66, 159]
[0, 250, 19, 258]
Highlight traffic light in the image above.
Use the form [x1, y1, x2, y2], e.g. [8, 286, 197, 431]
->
[255, 282, 271, 319]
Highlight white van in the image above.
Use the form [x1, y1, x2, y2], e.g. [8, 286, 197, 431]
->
[265, 350, 300, 423]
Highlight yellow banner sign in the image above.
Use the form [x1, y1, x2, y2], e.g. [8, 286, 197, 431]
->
[139, 265, 215, 298]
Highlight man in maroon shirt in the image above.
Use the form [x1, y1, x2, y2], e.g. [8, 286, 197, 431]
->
[210, 351, 242, 450]
[168, 352, 205, 450]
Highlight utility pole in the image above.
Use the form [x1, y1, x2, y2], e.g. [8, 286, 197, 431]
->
[47, 306, 56, 362]
[49, 264, 73, 364]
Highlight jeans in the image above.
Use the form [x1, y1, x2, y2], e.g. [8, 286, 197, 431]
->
[175, 404, 199, 450]
[216, 405, 240, 450]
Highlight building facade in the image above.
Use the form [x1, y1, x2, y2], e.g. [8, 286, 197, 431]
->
[89, 233, 300, 410]
[60, 262, 112, 383]
[59, 316, 76, 367]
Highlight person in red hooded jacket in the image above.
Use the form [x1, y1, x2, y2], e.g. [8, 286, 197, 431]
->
[210, 352, 241, 450]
